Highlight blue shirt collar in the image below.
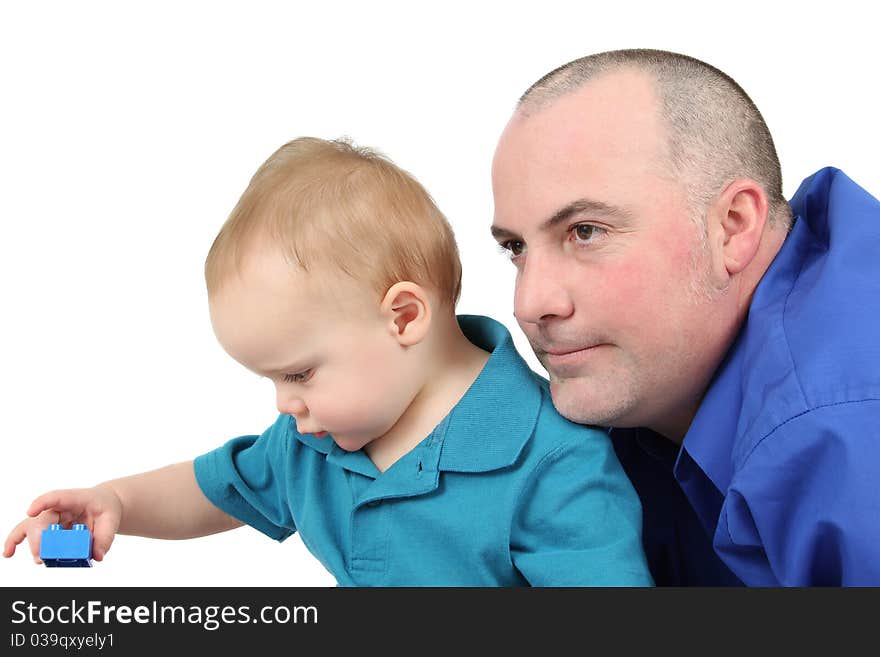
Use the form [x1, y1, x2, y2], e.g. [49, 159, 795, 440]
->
[677, 167, 855, 496]
[293, 314, 542, 476]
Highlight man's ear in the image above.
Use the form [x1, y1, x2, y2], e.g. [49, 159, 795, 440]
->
[380, 282, 432, 347]
[708, 178, 769, 279]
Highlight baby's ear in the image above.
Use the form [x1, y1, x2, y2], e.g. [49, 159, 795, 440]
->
[380, 282, 432, 347]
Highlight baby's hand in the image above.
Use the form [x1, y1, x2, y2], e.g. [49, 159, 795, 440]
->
[3, 487, 122, 564]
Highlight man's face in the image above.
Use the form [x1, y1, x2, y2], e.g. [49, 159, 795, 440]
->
[491, 70, 728, 437]
[209, 244, 419, 452]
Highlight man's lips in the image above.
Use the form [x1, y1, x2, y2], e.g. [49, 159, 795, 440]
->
[536, 342, 605, 357]
[537, 343, 609, 373]
[542, 345, 599, 356]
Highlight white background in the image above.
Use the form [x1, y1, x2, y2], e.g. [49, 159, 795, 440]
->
[2, 0, 877, 587]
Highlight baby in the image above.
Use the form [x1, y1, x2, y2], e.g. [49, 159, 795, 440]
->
[4, 137, 652, 586]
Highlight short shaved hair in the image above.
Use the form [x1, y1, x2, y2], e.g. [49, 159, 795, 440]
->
[519, 49, 792, 230]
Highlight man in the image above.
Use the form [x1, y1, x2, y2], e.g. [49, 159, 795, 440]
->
[491, 49, 880, 585]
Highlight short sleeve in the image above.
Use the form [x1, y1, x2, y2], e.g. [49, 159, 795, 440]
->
[194, 414, 296, 541]
[510, 431, 654, 586]
[718, 400, 880, 585]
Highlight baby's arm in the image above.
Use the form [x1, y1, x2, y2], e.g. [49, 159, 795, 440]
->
[4, 461, 242, 564]
[94, 461, 243, 539]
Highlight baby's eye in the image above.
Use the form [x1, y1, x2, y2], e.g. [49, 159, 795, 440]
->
[498, 239, 525, 258]
[283, 369, 313, 384]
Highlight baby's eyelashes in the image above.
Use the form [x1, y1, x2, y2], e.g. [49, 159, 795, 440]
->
[283, 369, 314, 384]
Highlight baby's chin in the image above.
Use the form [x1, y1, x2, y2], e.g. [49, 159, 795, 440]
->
[330, 432, 375, 452]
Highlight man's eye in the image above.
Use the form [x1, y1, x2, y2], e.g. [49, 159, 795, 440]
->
[570, 223, 606, 244]
[283, 369, 313, 384]
[498, 240, 525, 258]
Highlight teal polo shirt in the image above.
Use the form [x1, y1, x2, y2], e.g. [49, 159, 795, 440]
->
[194, 315, 652, 586]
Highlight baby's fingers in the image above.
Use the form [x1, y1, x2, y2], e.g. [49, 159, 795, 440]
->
[3, 519, 29, 558]
[3, 519, 43, 564]
[27, 489, 88, 519]
[90, 514, 120, 562]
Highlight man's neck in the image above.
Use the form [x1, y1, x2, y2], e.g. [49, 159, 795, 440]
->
[649, 223, 790, 446]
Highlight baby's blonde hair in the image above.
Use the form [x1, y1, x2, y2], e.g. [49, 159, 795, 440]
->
[205, 137, 462, 306]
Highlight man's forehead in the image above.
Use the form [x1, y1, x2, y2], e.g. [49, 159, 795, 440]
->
[491, 69, 672, 228]
[499, 70, 663, 160]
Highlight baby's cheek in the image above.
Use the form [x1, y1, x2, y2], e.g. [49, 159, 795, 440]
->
[321, 380, 381, 430]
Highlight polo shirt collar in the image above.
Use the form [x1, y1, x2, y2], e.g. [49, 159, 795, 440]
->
[295, 431, 384, 479]
[291, 314, 542, 477]
[437, 314, 542, 473]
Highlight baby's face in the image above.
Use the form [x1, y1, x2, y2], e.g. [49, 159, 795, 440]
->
[209, 246, 420, 452]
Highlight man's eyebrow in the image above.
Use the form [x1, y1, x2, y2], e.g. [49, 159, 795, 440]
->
[544, 198, 632, 229]
[490, 224, 520, 241]
[491, 198, 632, 240]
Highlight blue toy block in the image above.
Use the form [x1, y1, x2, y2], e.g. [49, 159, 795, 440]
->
[40, 523, 93, 567]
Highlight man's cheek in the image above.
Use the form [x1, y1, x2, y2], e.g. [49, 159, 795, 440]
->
[596, 265, 655, 325]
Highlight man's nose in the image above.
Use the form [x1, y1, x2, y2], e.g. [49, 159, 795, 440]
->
[513, 254, 574, 324]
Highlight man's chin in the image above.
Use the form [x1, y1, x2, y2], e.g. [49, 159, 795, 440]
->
[548, 377, 630, 428]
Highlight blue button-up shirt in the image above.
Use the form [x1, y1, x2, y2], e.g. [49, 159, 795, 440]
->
[614, 168, 880, 586]
[195, 315, 652, 586]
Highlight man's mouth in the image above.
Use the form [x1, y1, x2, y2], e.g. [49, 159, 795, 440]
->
[543, 345, 597, 356]
[539, 343, 608, 373]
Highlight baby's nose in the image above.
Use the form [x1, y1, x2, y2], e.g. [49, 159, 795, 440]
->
[277, 394, 307, 418]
